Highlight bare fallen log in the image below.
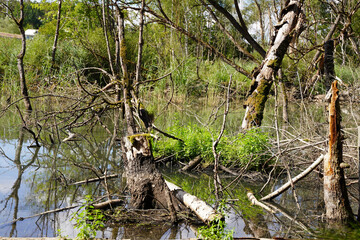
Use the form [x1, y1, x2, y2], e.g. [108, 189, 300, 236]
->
[93, 199, 123, 209]
[247, 192, 274, 213]
[179, 156, 202, 172]
[261, 154, 324, 201]
[165, 180, 223, 224]
[219, 164, 238, 176]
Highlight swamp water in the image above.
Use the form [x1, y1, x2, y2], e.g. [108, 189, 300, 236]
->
[0, 100, 359, 239]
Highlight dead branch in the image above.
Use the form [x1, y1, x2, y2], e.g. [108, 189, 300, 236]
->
[261, 154, 324, 201]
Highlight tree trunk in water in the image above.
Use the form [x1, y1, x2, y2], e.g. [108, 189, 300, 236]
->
[123, 135, 175, 211]
[242, 0, 305, 129]
[117, 9, 178, 220]
[323, 80, 354, 226]
[17, 0, 32, 115]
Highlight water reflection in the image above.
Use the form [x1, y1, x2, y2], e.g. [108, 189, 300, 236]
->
[0, 102, 359, 239]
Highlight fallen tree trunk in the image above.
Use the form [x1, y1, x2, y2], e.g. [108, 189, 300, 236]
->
[165, 180, 223, 225]
[179, 156, 202, 172]
[247, 192, 274, 213]
[261, 154, 324, 201]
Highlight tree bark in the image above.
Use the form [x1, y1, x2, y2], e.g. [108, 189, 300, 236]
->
[324, 40, 335, 91]
[207, 0, 266, 58]
[323, 80, 354, 226]
[51, 0, 62, 69]
[117, 8, 179, 220]
[242, 0, 305, 129]
[16, 0, 32, 115]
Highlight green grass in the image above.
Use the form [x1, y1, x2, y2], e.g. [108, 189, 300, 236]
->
[152, 123, 271, 170]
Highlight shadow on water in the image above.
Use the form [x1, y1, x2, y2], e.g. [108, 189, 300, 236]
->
[0, 100, 360, 239]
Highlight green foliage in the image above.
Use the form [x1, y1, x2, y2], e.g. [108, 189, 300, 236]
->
[152, 123, 270, 170]
[71, 195, 105, 240]
[335, 65, 360, 86]
[198, 200, 234, 240]
[0, 17, 19, 33]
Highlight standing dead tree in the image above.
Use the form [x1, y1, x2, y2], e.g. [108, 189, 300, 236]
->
[323, 41, 354, 225]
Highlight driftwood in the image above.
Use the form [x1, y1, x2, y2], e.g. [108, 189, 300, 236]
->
[261, 154, 324, 201]
[219, 165, 238, 176]
[165, 180, 223, 224]
[179, 156, 202, 172]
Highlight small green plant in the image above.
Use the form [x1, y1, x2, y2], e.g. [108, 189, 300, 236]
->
[198, 200, 234, 240]
[71, 195, 105, 240]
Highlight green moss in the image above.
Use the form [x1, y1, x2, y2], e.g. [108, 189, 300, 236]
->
[128, 133, 152, 145]
[245, 77, 273, 127]
[267, 58, 281, 68]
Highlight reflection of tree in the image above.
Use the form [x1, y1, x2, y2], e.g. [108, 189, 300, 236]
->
[0, 130, 39, 237]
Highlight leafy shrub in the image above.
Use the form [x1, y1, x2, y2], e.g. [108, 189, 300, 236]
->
[71, 195, 105, 239]
[152, 123, 270, 170]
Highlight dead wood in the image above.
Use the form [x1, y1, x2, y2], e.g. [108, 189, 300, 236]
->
[165, 180, 223, 225]
[261, 154, 324, 201]
[323, 80, 355, 225]
[179, 156, 202, 172]
[247, 192, 274, 213]
[93, 199, 123, 209]
[219, 165, 239, 176]
[69, 174, 119, 186]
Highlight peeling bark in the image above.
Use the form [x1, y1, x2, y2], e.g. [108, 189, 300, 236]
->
[323, 80, 354, 226]
[123, 134, 175, 210]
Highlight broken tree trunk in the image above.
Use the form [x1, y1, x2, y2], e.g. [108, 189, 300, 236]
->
[242, 0, 305, 129]
[117, 9, 179, 222]
[324, 40, 335, 91]
[323, 80, 354, 226]
[165, 180, 223, 225]
[123, 134, 178, 214]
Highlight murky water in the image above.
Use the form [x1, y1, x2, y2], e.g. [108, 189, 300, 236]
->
[0, 99, 359, 239]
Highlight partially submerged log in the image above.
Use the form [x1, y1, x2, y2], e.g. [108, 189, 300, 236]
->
[247, 192, 274, 213]
[179, 156, 202, 172]
[93, 199, 123, 209]
[165, 180, 223, 225]
[261, 154, 325, 201]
